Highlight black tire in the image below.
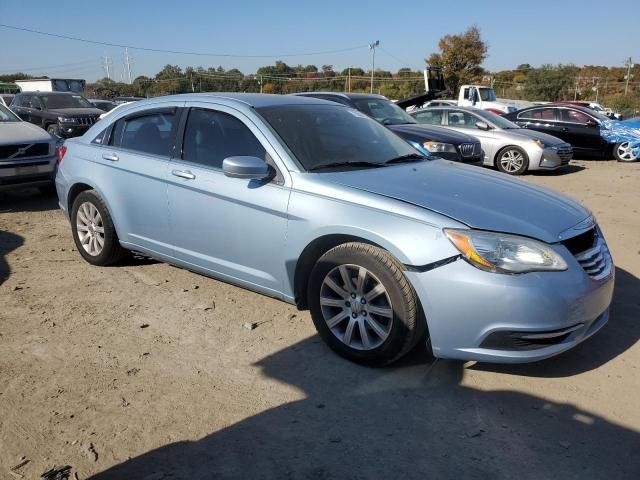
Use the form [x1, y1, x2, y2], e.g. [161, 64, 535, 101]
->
[308, 242, 426, 366]
[495, 146, 529, 175]
[70, 190, 126, 266]
[46, 124, 61, 137]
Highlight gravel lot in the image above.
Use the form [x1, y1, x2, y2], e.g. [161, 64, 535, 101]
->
[1, 160, 639, 480]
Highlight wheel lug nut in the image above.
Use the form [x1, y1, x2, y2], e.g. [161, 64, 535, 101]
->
[351, 293, 356, 299]
[351, 313, 357, 318]
[345, 301, 350, 307]
[362, 311, 367, 317]
[361, 298, 366, 304]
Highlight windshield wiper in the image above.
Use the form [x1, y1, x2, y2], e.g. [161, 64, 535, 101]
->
[308, 161, 386, 172]
[383, 153, 426, 164]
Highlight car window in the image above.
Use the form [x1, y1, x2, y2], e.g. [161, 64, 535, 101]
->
[518, 108, 556, 121]
[559, 109, 592, 124]
[182, 108, 266, 169]
[351, 98, 415, 125]
[413, 110, 443, 125]
[29, 96, 43, 110]
[116, 111, 177, 156]
[447, 111, 478, 128]
[12, 96, 23, 107]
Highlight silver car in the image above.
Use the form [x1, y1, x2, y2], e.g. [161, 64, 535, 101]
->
[411, 106, 573, 175]
[0, 104, 58, 191]
[55, 94, 614, 366]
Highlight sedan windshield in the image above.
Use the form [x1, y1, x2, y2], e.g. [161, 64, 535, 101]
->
[257, 105, 423, 171]
[473, 109, 520, 129]
[351, 98, 416, 126]
[40, 94, 94, 109]
[0, 104, 20, 122]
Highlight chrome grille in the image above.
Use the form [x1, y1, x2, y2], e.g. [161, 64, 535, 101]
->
[0, 143, 50, 160]
[77, 116, 99, 126]
[459, 142, 480, 157]
[574, 235, 612, 280]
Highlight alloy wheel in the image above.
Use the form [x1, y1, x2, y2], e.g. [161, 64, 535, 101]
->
[76, 201, 105, 256]
[616, 142, 636, 161]
[319, 264, 393, 350]
[499, 149, 524, 173]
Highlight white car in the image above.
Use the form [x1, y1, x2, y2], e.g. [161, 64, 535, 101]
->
[411, 106, 573, 175]
[0, 103, 58, 191]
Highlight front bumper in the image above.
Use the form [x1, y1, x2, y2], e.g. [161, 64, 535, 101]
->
[0, 156, 56, 191]
[406, 250, 614, 363]
[438, 151, 484, 166]
[57, 123, 92, 138]
[534, 145, 573, 170]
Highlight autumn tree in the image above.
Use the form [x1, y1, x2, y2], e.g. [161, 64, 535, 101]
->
[426, 25, 488, 96]
[524, 64, 579, 101]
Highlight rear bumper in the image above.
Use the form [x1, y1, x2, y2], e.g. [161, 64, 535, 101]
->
[0, 156, 56, 190]
[406, 250, 615, 363]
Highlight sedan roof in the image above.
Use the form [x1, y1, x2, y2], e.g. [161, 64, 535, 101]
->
[170, 92, 341, 108]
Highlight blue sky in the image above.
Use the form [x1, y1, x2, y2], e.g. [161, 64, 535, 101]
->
[0, 0, 638, 81]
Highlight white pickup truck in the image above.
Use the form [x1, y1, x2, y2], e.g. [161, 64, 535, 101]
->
[457, 85, 518, 115]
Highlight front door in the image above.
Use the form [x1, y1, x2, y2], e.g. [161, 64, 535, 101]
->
[556, 108, 604, 153]
[167, 103, 290, 296]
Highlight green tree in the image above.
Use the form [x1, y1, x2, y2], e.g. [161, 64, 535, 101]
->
[524, 64, 579, 101]
[426, 25, 488, 96]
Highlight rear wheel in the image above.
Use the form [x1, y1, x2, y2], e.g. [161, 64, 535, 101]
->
[308, 242, 426, 366]
[613, 142, 638, 162]
[496, 146, 529, 175]
[71, 190, 126, 266]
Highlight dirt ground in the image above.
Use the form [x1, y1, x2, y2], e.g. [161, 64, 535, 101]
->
[1, 160, 639, 480]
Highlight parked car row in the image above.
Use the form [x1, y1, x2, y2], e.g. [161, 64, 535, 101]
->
[52, 93, 615, 367]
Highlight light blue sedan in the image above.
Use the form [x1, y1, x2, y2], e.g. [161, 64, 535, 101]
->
[55, 94, 614, 366]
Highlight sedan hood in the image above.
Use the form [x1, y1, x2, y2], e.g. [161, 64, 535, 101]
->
[0, 121, 53, 144]
[504, 128, 567, 145]
[48, 108, 104, 116]
[321, 160, 590, 243]
[388, 123, 478, 143]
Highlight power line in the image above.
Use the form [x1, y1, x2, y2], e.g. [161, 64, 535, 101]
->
[0, 23, 367, 58]
[0, 60, 95, 74]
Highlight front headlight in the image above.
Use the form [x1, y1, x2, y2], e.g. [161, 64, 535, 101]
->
[532, 139, 545, 149]
[444, 229, 567, 273]
[57, 116, 77, 123]
[423, 141, 457, 153]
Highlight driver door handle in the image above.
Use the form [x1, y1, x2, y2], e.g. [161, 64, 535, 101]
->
[561, 127, 569, 132]
[102, 153, 119, 162]
[172, 169, 196, 180]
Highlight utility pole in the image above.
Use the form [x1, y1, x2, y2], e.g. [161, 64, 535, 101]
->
[369, 40, 379, 94]
[624, 57, 634, 96]
[259, 75, 263, 94]
[348, 67, 351, 93]
[123, 48, 133, 84]
[102, 55, 112, 80]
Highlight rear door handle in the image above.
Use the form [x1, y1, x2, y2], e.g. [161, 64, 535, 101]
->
[102, 153, 119, 161]
[172, 169, 196, 180]
[561, 127, 569, 132]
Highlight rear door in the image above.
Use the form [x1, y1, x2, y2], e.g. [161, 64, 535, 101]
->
[167, 102, 290, 295]
[92, 105, 181, 257]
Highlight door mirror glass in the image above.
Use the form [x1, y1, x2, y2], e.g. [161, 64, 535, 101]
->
[222, 156, 271, 179]
[475, 121, 490, 131]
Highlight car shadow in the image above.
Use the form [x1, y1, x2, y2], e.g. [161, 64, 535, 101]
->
[0, 230, 24, 285]
[0, 188, 59, 213]
[89, 322, 640, 478]
[530, 164, 585, 176]
[469, 267, 639, 378]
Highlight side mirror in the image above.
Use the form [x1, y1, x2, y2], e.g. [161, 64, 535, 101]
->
[222, 156, 271, 179]
[475, 121, 490, 131]
[585, 119, 598, 127]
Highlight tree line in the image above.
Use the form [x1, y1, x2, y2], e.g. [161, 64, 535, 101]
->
[1, 26, 637, 114]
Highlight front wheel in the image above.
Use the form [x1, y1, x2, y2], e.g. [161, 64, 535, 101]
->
[613, 142, 638, 162]
[71, 190, 126, 266]
[496, 146, 529, 175]
[308, 242, 426, 366]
